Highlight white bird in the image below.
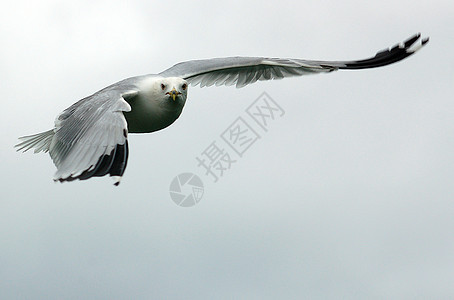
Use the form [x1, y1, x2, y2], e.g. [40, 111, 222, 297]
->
[15, 33, 429, 185]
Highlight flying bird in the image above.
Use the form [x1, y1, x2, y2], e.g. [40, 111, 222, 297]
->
[15, 33, 429, 185]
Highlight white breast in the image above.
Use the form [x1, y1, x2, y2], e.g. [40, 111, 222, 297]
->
[124, 77, 187, 133]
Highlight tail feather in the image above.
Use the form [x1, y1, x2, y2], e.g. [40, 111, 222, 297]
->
[15, 130, 54, 153]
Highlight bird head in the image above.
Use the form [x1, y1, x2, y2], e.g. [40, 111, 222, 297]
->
[157, 77, 188, 102]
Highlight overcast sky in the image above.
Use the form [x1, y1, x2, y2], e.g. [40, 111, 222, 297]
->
[1, 0, 453, 299]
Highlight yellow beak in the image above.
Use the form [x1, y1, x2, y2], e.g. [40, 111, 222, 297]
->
[166, 88, 181, 101]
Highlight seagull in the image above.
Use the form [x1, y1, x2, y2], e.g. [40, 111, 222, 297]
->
[15, 33, 429, 185]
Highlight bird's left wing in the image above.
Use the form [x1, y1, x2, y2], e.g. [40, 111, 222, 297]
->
[159, 33, 428, 88]
[49, 85, 138, 185]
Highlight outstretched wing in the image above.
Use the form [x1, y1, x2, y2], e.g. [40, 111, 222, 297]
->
[50, 85, 138, 185]
[159, 33, 428, 88]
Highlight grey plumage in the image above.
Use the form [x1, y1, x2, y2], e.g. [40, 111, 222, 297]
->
[159, 33, 428, 88]
[15, 33, 428, 185]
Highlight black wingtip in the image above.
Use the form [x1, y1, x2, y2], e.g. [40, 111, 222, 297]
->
[403, 33, 421, 48]
[340, 33, 428, 70]
[422, 37, 429, 45]
[55, 141, 129, 184]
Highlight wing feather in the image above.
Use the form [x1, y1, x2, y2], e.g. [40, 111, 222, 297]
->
[49, 86, 138, 184]
[159, 33, 428, 88]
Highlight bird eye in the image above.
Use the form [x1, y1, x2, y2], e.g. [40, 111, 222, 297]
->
[182, 83, 187, 90]
[161, 84, 166, 90]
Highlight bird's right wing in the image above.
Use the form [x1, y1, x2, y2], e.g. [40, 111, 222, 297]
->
[48, 85, 139, 185]
[159, 33, 428, 88]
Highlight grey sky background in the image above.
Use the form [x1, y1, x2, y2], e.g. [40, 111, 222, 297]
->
[1, 0, 453, 298]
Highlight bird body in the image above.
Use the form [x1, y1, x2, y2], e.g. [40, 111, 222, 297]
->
[123, 76, 188, 133]
[15, 34, 429, 185]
